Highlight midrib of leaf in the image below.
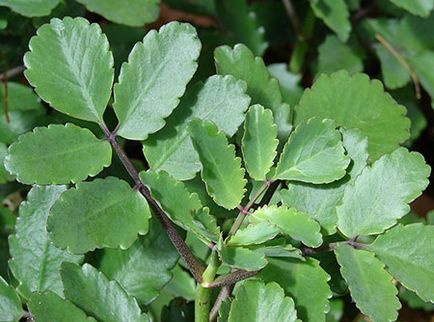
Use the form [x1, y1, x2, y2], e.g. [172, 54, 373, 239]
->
[153, 127, 189, 169]
[54, 24, 100, 121]
[36, 240, 50, 291]
[253, 111, 265, 172]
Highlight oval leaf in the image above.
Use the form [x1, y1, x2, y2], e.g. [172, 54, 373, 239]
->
[0, 277, 23, 322]
[0, 0, 60, 17]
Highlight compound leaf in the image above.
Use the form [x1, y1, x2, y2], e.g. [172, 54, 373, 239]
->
[274, 118, 350, 184]
[8, 186, 82, 299]
[335, 244, 400, 322]
[368, 223, 434, 302]
[0, 277, 23, 322]
[114, 22, 201, 140]
[76, 0, 160, 26]
[310, 0, 351, 42]
[48, 177, 151, 254]
[5, 124, 112, 185]
[143, 74, 250, 180]
[0, 0, 60, 17]
[228, 280, 297, 322]
[61, 263, 144, 322]
[24, 17, 114, 123]
[337, 148, 430, 237]
[294, 71, 410, 160]
[242, 105, 278, 180]
[189, 120, 246, 210]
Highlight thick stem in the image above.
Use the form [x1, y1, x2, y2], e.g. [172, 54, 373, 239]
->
[195, 251, 219, 322]
[101, 124, 205, 283]
[206, 269, 259, 288]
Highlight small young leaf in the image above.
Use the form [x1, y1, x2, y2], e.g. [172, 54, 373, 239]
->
[5, 124, 112, 185]
[28, 291, 96, 322]
[189, 120, 246, 210]
[274, 118, 350, 184]
[9, 186, 82, 299]
[228, 280, 297, 322]
[61, 263, 145, 322]
[250, 205, 322, 248]
[220, 245, 267, 271]
[114, 22, 201, 140]
[310, 0, 351, 42]
[242, 105, 278, 180]
[0, 0, 60, 17]
[294, 71, 410, 160]
[76, 0, 160, 26]
[389, 0, 434, 17]
[228, 221, 279, 246]
[48, 177, 151, 254]
[368, 223, 434, 302]
[261, 258, 332, 322]
[24, 17, 114, 123]
[337, 148, 430, 237]
[335, 244, 401, 322]
[0, 277, 23, 322]
[100, 218, 179, 305]
[143, 74, 250, 180]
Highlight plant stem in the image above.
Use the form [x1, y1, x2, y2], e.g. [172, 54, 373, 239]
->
[101, 124, 205, 283]
[282, 0, 302, 35]
[195, 251, 219, 322]
[289, 8, 316, 74]
[209, 285, 233, 322]
[0, 65, 24, 82]
[206, 269, 259, 288]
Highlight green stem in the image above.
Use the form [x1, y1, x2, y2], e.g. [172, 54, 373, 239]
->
[195, 251, 220, 322]
[289, 8, 316, 74]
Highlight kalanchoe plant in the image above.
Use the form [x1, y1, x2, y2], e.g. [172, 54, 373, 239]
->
[0, 15, 433, 322]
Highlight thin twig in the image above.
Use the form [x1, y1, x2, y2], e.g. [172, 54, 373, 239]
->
[209, 285, 233, 322]
[101, 123, 205, 283]
[0, 65, 24, 82]
[375, 33, 421, 99]
[205, 269, 259, 288]
[282, 0, 302, 36]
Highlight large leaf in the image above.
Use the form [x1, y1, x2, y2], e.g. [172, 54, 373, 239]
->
[143, 74, 250, 180]
[4, 124, 112, 185]
[48, 177, 151, 254]
[389, 0, 434, 17]
[294, 71, 410, 160]
[24, 17, 114, 123]
[228, 280, 297, 322]
[368, 223, 434, 302]
[189, 120, 246, 210]
[280, 129, 369, 234]
[61, 263, 145, 322]
[242, 105, 278, 180]
[215, 44, 291, 139]
[8, 186, 82, 299]
[310, 0, 351, 42]
[76, 0, 160, 26]
[100, 218, 178, 305]
[337, 148, 430, 237]
[0, 277, 23, 322]
[335, 244, 400, 322]
[114, 22, 201, 140]
[28, 291, 96, 322]
[274, 118, 350, 184]
[261, 258, 332, 322]
[0, 0, 60, 17]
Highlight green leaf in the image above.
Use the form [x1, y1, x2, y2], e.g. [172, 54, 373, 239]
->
[242, 105, 278, 180]
[228, 221, 279, 246]
[24, 17, 114, 123]
[317, 35, 363, 75]
[5, 124, 112, 185]
[274, 118, 350, 184]
[76, 0, 160, 26]
[143, 74, 250, 180]
[368, 223, 434, 302]
[228, 280, 297, 322]
[114, 22, 201, 140]
[390, 0, 434, 17]
[8, 186, 82, 299]
[61, 263, 144, 322]
[0, 0, 60, 17]
[310, 0, 351, 42]
[0, 277, 23, 322]
[375, 44, 410, 89]
[267, 63, 303, 108]
[335, 243, 400, 322]
[100, 218, 178, 305]
[261, 258, 332, 322]
[215, 44, 291, 140]
[188, 119, 246, 210]
[220, 245, 267, 271]
[280, 128, 369, 234]
[216, 0, 267, 56]
[0, 143, 13, 183]
[337, 148, 430, 237]
[294, 71, 410, 160]
[250, 205, 322, 248]
[48, 177, 151, 254]
[28, 291, 96, 322]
